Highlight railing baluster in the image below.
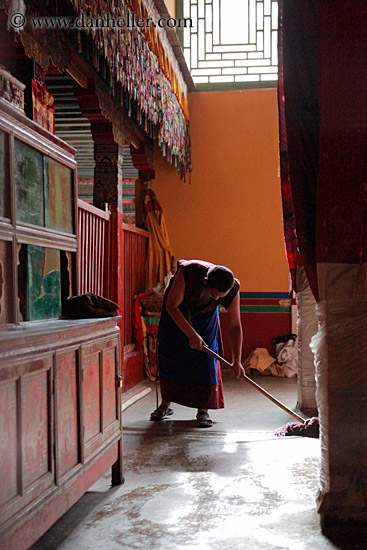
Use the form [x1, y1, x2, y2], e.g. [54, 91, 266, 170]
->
[77, 201, 149, 349]
[77, 199, 110, 297]
[121, 224, 149, 347]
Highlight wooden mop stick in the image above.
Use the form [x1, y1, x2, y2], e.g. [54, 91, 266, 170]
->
[202, 344, 305, 424]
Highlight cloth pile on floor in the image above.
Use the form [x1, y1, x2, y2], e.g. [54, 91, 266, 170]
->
[274, 417, 319, 438]
[242, 339, 298, 378]
[242, 347, 283, 377]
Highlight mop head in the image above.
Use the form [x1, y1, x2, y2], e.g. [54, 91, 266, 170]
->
[274, 417, 319, 438]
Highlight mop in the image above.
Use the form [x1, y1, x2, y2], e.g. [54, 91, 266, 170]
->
[203, 344, 319, 437]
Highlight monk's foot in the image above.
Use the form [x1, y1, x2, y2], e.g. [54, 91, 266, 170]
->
[150, 405, 174, 421]
[196, 411, 213, 428]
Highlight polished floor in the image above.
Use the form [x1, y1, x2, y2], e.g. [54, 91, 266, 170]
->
[31, 372, 361, 550]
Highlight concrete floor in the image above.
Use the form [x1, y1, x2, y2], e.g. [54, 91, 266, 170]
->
[31, 372, 362, 550]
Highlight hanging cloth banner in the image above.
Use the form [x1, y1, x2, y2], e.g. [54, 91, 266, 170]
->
[32, 65, 55, 134]
[69, 0, 191, 177]
[125, 0, 189, 119]
[143, 187, 173, 290]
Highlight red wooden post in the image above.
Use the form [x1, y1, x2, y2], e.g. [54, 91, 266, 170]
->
[92, 131, 125, 398]
[122, 224, 149, 346]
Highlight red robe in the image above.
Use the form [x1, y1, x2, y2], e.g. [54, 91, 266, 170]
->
[158, 260, 240, 409]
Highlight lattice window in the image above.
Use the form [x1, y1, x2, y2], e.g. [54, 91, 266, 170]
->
[180, 0, 278, 87]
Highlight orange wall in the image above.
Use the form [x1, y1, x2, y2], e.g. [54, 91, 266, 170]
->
[164, 0, 175, 16]
[153, 88, 289, 292]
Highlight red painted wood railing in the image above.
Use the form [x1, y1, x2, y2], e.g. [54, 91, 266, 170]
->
[78, 201, 148, 346]
[78, 199, 110, 295]
[123, 223, 149, 346]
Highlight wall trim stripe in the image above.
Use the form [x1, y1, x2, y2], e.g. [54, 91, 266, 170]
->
[240, 305, 291, 313]
[240, 299, 291, 306]
[240, 292, 291, 299]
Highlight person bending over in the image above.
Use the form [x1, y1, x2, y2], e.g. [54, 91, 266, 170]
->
[150, 259, 244, 428]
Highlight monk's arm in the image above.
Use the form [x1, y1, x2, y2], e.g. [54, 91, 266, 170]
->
[165, 269, 204, 350]
[227, 292, 245, 378]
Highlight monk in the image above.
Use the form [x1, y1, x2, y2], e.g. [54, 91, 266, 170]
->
[150, 259, 244, 428]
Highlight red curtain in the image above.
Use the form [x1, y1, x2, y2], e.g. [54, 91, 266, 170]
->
[277, 0, 319, 298]
[316, 3, 367, 268]
[278, 1, 367, 301]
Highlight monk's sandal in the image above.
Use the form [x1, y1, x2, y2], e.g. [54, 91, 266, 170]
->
[196, 411, 213, 428]
[150, 405, 174, 421]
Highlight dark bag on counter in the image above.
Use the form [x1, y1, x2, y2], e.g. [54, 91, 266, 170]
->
[63, 292, 119, 319]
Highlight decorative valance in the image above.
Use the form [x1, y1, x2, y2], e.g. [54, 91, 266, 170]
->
[126, 0, 189, 120]
[70, 0, 192, 177]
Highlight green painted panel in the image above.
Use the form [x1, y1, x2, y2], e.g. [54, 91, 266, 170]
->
[0, 130, 10, 219]
[26, 245, 61, 321]
[143, 317, 160, 325]
[44, 157, 74, 233]
[14, 139, 44, 226]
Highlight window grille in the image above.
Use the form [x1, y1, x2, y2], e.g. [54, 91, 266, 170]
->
[179, 0, 278, 88]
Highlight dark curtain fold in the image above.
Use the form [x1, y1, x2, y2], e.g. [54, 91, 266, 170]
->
[316, 2, 367, 267]
[277, 3, 300, 293]
[277, 0, 320, 299]
[278, 1, 367, 302]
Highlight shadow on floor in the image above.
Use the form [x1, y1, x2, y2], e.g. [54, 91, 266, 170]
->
[31, 374, 367, 550]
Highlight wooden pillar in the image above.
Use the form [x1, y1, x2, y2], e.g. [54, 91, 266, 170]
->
[92, 130, 124, 309]
[130, 142, 155, 229]
[76, 86, 125, 482]
[280, 0, 367, 530]
[314, 1, 367, 529]
[92, 127, 125, 485]
[76, 83, 156, 395]
[76, 84, 127, 335]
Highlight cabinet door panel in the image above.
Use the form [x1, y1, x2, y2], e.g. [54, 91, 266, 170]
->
[22, 363, 53, 488]
[83, 351, 102, 446]
[0, 378, 19, 508]
[82, 337, 121, 458]
[56, 350, 80, 478]
[103, 346, 118, 430]
[0, 356, 54, 527]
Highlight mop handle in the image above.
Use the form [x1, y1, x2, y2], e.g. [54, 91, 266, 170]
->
[202, 344, 305, 424]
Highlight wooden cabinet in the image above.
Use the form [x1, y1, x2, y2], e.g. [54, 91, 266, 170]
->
[0, 318, 123, 550]
[0, 97, 78, 325]
[0, 92, 123, 549]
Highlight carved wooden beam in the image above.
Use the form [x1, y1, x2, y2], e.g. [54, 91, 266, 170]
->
[130, 142, 155, 180]
[5, 0, 148, 150]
